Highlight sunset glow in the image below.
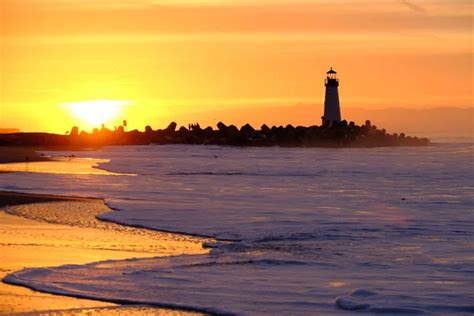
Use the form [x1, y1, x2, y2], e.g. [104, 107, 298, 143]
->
[0, 2, 473, 314]
[0, 0, 472, 133]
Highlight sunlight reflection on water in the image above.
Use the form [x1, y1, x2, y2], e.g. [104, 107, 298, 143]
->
[0, 158, 132, 176]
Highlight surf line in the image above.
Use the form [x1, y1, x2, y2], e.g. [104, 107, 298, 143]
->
[0, 190, 213, 315]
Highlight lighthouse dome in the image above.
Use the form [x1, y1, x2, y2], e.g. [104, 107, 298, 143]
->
[327, 67, 337, 74]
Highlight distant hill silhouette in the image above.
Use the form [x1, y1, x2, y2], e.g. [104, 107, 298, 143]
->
[344, 107, 473, 135]
[0, 128, 20, 134]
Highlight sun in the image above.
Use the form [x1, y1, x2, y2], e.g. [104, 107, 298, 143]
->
[63, 100, 129, 128]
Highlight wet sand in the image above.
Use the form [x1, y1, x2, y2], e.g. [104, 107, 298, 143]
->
[0, 191, 209, 315]
[0, 156, 124, 175]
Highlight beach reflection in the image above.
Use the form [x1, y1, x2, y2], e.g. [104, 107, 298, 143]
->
[0, 158, 128, 175]
[25, 306, 204, 316]
[0, 197, 209, 315]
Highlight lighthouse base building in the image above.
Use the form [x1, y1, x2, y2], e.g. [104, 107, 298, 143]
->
[321, 67, 342, 124]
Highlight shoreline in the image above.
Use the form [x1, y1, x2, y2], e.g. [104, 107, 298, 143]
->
[1, 141, 471, 314]
[0, 191, 209, 315]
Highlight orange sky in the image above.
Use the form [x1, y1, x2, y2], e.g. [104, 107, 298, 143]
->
[0, 0, 472, 133]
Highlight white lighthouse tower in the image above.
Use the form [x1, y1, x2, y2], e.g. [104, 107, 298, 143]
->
[322, 67, 342, 124]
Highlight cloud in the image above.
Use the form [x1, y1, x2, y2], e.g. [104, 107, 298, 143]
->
[399, 0, 426, 13]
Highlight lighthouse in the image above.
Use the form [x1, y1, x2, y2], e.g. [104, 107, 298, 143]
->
[322, 67, 342, 124]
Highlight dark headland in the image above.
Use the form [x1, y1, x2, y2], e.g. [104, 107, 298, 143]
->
[0, 120, 429, 148]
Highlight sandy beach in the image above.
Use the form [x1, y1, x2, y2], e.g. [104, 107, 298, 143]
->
[0, 191, 208, 315]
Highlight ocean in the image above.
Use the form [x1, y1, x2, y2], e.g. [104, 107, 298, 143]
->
[1, 142, 473, 315]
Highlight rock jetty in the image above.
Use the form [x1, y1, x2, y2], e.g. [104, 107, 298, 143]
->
[0, 120, 429, 148]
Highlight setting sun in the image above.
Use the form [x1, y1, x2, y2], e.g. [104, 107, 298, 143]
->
[63, 100, 130, 128]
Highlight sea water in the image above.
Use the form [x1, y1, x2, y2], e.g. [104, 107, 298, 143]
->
[1, 143, 473, 315]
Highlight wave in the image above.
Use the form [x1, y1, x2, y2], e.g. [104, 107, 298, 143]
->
[166, 171, 325, 177]
[165, 170, 377, 178]
[3, 268, 235, 316]
[178, 258, 310, 268]
[1, 144, 473, 314]
[336, 289, 474, 314]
